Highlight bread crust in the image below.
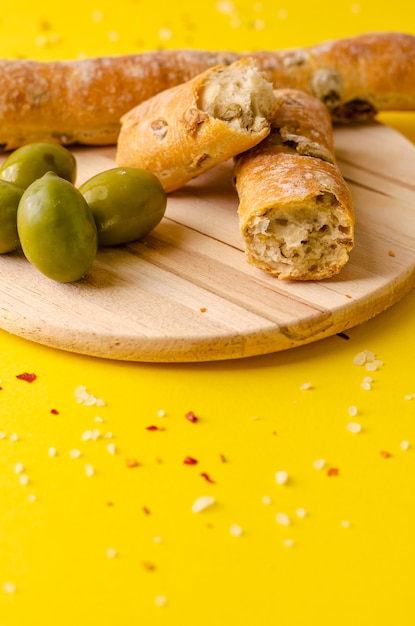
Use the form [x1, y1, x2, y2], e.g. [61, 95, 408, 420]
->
[234, 89, 354, 280]
[116, 58, 277, 193]
[1, 32, 414, 150]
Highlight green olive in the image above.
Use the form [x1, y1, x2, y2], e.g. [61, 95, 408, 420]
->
[0, 142, 77, 189]
[17, 172, 98, 282]
[79, 167, 167, 246]
[0, 180, 24, 253]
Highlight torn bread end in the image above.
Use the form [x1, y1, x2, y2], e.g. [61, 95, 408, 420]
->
[198, 58, 277, 133]
[244, 194, 354, 280]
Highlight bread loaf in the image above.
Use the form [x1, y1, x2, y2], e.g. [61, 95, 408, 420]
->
[116, 58, 278, 192]
[234, 89, 354, 280]
[1, 32, 415, 150]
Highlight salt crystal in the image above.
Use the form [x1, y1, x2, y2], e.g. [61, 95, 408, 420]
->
[347, 421, 362, 434]
[299, 382, 312, 390]
[348, 405, 358, 417]
[283, 538, 295, 548]
[69, 449, 81, 459]
[296, 508, 307, 519]
[400, 440, 410, 451]
[107, 443, 116, 455]
[262, 495, 272, 505]
[48, 446, 57, 457]
[14, 462, 24, 474]
[18, 474, 29, 486]
[313, 459, 326, 470]
[341, 520, 351, 528]
[0, 431, 6, 439]
[154, 595, 167, 607]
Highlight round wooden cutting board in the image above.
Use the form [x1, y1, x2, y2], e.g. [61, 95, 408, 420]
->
[1, 122, 415, 362]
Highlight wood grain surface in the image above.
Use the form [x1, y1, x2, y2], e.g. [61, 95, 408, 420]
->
[1, 122, 415, 362]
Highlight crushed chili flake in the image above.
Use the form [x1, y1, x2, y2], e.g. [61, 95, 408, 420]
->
[327, 467, 339, 477]
[143, 506, 151, 515]
[380, 450, 391, 458]
[199, 307, 207, 313]
[50, 409, 59, 415]
[125, 458, 139, 468]
[183, 456, 198, 465]
[16, 372, 37, 383]
[388, 250, 396, 257]
[185, 411, 198, 423]
[219, 454, 227, 462]
[200, 472, 215, 483]
[141, 561, 156, 571]
[146, 425, 165, 431]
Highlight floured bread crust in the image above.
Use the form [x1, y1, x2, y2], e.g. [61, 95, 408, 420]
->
[116, 58, 278, 192]
[0, 32, 415, 150]
[234, 89, 354, 280]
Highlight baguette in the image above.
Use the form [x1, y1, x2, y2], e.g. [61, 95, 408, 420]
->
[116, 58, 278, 192]
[234, 88, 354, 280]
[1, 32, 415, 150]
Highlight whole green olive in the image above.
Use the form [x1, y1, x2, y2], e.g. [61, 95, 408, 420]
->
[79, 167, 167, 246]
[0, 142, 77, 189]
[0, 180, 24, 253]
[17, 172, 98, 282]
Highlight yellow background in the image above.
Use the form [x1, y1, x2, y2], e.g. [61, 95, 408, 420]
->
[1, 2, 415, 625]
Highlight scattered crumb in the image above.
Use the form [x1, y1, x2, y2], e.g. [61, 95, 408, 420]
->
[2, 581, 16, 595]
[106, 548, 117, 558]
[275, 470, 289, 485]
[276, 512, 290, 526]
[84, 463, 95, 477]
[191, 495, 216, 514]
[13, 462, 24, 474]
[229, 524, 243, 537]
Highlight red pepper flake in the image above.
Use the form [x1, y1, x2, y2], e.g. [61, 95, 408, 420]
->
[199, 307, 207, 313]
[380, 450, 391, 458]
[143, 506, 151, 515]
[327, 467, 339, 477]
[146, 425, 165, 431]
[141, 561, 156, 571]
[388, 250, 396, 257]
[200, 472, 215, 483]
[185, 411, 198, 423]
[50, 408, 59, 415]
[125, 458, 140, 468]
[184, 456, 198, 465]
[219, 453, 227, 463]
[16, 372, 37, 383]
